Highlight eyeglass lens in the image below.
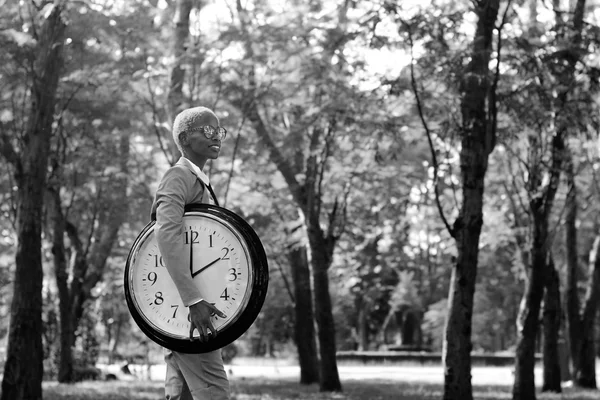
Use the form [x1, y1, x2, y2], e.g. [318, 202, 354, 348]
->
[202, 126, 227, 140]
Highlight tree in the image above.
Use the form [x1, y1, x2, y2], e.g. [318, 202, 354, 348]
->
[565, 148, 600, 388]
[440, 2, 501, 399]
[223, 0, 369, 391]
[285, 217, 320, 384]
[558, 0, 600, 389]
[0, 2, 66, 398]
[165, 0, 198, 165]
[48, 129, 129, 381]
[511, 0, 590, 396]
[397, 1, 503, 398]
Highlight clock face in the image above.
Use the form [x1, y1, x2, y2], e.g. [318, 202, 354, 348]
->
[124, 204, 269, 353]
[128, 214, 253, 339]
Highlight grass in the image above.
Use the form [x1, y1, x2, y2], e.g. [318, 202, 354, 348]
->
[39, 378, 600, 400]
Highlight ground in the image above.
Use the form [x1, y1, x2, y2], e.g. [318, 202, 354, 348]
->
[40, 358, 598, 400]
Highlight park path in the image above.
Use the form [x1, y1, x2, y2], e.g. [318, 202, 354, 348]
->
[124, 358, 600, 387]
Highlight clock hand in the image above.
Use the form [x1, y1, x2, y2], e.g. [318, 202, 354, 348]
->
[189, 240, 194, 276]
[191, 257, 221, 278]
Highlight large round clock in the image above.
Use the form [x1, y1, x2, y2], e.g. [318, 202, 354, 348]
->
[124, 203, 269, 353]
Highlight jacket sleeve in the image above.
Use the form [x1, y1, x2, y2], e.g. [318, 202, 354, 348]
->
[153, 167, 204, 307]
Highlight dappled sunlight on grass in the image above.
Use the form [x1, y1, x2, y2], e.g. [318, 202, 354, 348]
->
[43, 381, 164, 400]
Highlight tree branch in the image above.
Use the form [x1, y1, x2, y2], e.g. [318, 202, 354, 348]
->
[403, 20, 454, 238]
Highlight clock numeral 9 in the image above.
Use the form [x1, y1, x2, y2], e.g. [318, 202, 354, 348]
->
[154, 292, 164, 305]
[147, 271, 157, 285]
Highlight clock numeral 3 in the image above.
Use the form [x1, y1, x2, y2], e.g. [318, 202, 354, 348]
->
[228, 268, 238, 281]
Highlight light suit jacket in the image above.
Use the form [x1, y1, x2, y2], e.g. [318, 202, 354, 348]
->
[151, 157, 216, 306]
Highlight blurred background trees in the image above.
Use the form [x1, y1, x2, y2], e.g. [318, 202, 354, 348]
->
[1, 0, 600, 399]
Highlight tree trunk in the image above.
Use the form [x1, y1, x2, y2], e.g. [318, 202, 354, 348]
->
[165, 0, 196, 164]
[109, 314, 126, 364]
[564, 154, 581, 376]
[49, 189, 75, 383]
[513, 246, 545, 400]
[574, 235, 600, 388]
[51, 132, 129, 382]
[513, 133, 565, 400]
[308, 236, 342, 392]
[442, 1, 499, 399]
[401, 310, 421, 346]
[288, 243, 320, 384]
[1, 5, 66, 400]
[357, 298, 369, 350]
[556, 0, 590, 389]
[232, 0, 345, 391]
[542, 256, 561, 392]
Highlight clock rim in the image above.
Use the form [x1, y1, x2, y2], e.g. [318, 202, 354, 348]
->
[124, 203, 269, 353]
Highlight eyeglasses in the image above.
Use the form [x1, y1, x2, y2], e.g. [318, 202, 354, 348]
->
[187, 125, 227, 140]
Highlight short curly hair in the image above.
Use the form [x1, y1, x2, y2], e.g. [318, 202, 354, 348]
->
[172, 106, 218, 154]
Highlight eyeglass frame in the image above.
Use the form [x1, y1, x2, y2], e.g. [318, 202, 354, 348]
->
[186, 125, 227, 140]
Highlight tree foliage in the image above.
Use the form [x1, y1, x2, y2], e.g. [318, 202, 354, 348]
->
[1, 0, 600, 399]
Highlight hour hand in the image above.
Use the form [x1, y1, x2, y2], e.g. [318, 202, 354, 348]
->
[192, 257, 221, 278]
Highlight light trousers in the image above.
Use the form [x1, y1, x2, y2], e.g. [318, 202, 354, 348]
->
[164, 349, 229, 400]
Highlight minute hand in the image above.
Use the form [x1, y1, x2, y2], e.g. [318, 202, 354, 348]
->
[192, 257, 221, 278]
[189, 241, 194, 276]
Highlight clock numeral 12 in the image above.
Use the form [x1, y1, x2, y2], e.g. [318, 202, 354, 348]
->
[185, 230, 200, 244]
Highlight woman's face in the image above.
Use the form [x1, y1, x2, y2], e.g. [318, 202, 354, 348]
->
[183, 113, 223, 162]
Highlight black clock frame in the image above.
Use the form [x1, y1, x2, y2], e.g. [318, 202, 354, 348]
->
[124, 203, 269, 353]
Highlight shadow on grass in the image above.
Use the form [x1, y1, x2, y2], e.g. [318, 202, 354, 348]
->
[36, 378, 600, 400]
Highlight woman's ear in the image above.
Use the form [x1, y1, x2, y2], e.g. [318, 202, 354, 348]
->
[179, 132, 188, 146]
